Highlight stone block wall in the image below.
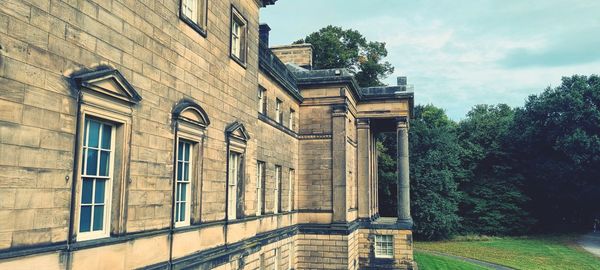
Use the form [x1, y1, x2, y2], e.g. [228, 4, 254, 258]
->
[270, 44, 313, 69]
[296, 233, 349, 270]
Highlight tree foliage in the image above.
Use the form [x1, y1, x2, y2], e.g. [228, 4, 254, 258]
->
[294, 25, 394, 87]
[508, 75, 600, 232]
[458, 104, 533, 235]
[409, 105, 463, 240]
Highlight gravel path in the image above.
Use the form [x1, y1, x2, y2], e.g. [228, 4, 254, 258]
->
[416, 249, 514, 270]
[579, 232, 600, 258]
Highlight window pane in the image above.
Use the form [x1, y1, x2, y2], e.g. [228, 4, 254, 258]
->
[86, 149, 98, 175]
[175, 202, 180, 222]
[80, 206, 92, 232]
[95, 180, 106, 203]
[180, 183, 187, 201]
[184, 143, 190, 161]
[178, 141, 184, 160]
[180, 203, 186, 221]
[81, 179, 93, 204]
[93, 205, 104, 231]
[88, 120, 100, 148]
[101, 124, 112, 149]
[183, 163, 189, 181]
[99, 151, 110, 176]
[177, 162, 183, 181]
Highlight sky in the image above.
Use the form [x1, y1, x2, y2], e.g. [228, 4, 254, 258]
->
[261, 0, 600, 120]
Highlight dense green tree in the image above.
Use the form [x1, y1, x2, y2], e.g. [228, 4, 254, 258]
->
[377, 135, 397, 218]
[409, 105, 464, 240]
[294, 25, 394, 87]
[458, 104, 533, 235]
[509, 75, 600, 232]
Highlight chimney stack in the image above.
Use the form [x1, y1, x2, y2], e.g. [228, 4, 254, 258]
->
[259, 24, 271, 47]
[397, 76, 407, 86]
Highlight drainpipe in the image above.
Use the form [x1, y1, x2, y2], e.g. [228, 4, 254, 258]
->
[168, 122, 179, 269]
[65, 90, 83, 269]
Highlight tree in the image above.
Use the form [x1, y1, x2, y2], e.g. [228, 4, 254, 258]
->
[458, 104, 533, 235]
[509, 75, 600, 232]
[409, 105, 464, 240]
[294, 25, 394, 87]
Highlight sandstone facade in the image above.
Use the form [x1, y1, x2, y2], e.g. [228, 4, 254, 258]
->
[0, 0, 415, 269]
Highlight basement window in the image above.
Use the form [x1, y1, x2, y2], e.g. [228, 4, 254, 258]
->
[375, 235, 394, 258]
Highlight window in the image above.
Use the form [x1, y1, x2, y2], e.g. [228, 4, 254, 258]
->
[274, 165, 281, 214]
[258, 87, 267, 114]
[289, 109, 295, 129]
[274, 247, 281, 270]
[228, 151, 241, 220]
[257, 161, 266, 215]
[259, 253, 265, 270]
[288, 169, 294, 212]
[78, 118, 114, 239]
[180, 0, 208, 36]
[175, 140, 192, 226]
[275, 99, 282, 124]
[72, 67, 141, 242]
[375, 235, 394, 258]
[230, 6, 248, 64]
[288, 243, 294, 270]
[225, 121, 249, 220]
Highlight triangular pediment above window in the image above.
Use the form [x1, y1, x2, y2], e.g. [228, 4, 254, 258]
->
[226, 121, 250, 142]
[72, 67, 142, 104]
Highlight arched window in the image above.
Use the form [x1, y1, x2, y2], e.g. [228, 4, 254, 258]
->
[171, 99, 210, 227]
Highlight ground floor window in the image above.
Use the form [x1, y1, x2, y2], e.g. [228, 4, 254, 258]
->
[175, 140, 193, 226]
[79, 117, 115, 239]
[375, 235, 394, 258]
[228, 151, 242, 220]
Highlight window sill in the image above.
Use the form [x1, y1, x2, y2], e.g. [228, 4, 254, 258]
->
[180, 14, 207, 38]
[230, 54, 247, 69]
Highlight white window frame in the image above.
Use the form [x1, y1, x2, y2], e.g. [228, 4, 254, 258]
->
[228, 151, 241, 220]
[275, 247, 281, 270]
[174, 140, 193, 227]
[288, 169, 294, 212]
[259, 253, 266, 270]
[375, 235, 394, 258]
[258, 87, 266, 114]
[274, 165, 281, 214]
[275, 99, 282, 124]
[257, 161, 265, 216]
[77, 117, 116, 241]
[230, 6, 247, 64]
[288, 243, 294, 270]
[182, 0, 198, 23]
[231, 20, 241, 58]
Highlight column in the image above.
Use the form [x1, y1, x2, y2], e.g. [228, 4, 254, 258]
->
[331, 104, 347, 222]
[397, 117, 413, 226]
[356, 119, 371, 218]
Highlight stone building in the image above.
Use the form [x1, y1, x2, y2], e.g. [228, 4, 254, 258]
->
[0, 0, 415, 269]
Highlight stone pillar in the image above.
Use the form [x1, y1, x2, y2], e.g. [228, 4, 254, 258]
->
[331, 104, 347, 222]
[370, 132, 375, 218]
[356, 119, 371, 219]
[397, 117, 413, 226]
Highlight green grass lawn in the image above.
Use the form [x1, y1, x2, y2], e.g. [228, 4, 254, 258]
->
[414, 251, 491, 270]
[416, 235, 600, 270]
